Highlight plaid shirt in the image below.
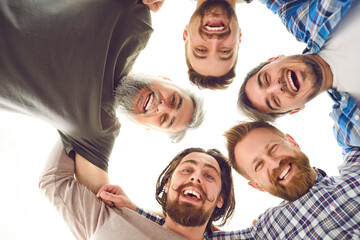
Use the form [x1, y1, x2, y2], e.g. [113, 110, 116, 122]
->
[258, 0, 353, 54]
[328, 89, 360, 156]
[137, 149, 360, 239]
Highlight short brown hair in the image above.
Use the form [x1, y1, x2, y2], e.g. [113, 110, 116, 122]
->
[224, 121, 285, 179]
[155, 148, 235, 232]
[185, 42, 236, 90]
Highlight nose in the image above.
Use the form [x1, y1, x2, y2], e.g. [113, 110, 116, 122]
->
[266, 80, 284, 94]
[265, 156, 281, 175]
[190, 171, 201, 184]
[156, 100, 173, 114]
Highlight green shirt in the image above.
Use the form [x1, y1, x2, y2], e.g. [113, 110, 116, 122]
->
[0, 0, 153, 171]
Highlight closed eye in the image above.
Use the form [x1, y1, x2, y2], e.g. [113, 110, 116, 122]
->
[255, 161, 263, 172]
[161, 114, 168, 125]
[268, 144, 278, 156]
[272, 96, 280, 107]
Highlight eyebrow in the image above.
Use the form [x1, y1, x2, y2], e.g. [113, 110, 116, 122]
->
[165, 95, 183, 129]
[181, 159, 221, 176]
[191, 50, 234, 61]
[257, 72, 263, 88]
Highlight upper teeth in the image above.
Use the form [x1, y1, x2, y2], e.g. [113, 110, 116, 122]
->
[287, 71, 298, 92]
[279, 165, 291, 180]
[145, 94, 154, 111]
[184, 190, 201, 200]
[205, 25, 224, 31]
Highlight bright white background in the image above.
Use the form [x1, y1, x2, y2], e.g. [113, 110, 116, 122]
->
[0, 1, 342, 239]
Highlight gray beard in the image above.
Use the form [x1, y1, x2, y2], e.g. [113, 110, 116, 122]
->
[114, 76, 159, 118]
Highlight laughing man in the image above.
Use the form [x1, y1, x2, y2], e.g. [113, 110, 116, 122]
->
[39, 141, 234, 240]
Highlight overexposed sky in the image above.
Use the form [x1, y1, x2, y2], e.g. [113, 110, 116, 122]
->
[0, 1, 343, 239]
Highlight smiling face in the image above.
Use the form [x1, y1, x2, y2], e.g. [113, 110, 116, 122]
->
[234, 128, 315, 201]
[115, 74, 194, 133]
[165, 152, 224, 227]
[184, 0, 241, 77]
[245, 55, 325, 114]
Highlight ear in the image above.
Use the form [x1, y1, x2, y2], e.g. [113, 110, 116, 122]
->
[285, 134, 300, 149]
[216, 195, 224, 208]
[183, 25, 189, 41]
[248, 181, 265, 192]
[289, 105, 305, 115]
[160, 76, 171, 82]
[268, 54, 285, 61]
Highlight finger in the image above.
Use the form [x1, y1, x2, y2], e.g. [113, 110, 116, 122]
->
[142, 0, 157, 4]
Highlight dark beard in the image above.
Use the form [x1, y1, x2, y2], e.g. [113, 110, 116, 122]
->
[302, 55, 323, 102]
[165, 182, 215, 227]
[166, 199, 213, 227]
[269, 151, 314, 201]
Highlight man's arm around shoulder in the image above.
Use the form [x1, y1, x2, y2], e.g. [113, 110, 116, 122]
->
[39, 140, 110, 240]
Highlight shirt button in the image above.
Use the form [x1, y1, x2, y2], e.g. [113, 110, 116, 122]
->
[355, 115, 360, 120]
[341, 96, 346, 101]
[330, 205, 336, 211]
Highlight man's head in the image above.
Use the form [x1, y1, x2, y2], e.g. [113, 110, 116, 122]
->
[238, 54, 331, 122]
[115, 73, 205, 142]
[224, 121, 317, 201]
[156, 148, 235, 232]
[184, 0, 241, 89]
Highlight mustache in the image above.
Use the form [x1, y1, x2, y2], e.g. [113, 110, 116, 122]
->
[270, 156, 295, 185]
[171, 182, 215, 202]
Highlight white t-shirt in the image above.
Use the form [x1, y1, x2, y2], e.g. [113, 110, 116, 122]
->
[318, 1, 360, 105]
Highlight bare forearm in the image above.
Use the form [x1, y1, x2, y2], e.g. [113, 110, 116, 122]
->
[75, 152, 110, 194]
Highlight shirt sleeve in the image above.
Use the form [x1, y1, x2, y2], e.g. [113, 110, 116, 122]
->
[328, 90, 360, 155]
[58, 127, 119, 172]
[38, 140, 112, 240]
[136, 208, 166, 226]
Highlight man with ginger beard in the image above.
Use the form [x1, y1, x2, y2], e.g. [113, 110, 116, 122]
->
[40, 141, 235, 240]
[220, 121, 360, 239]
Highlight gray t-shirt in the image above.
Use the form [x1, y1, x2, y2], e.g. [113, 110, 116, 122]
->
[0, 0, 153, 171]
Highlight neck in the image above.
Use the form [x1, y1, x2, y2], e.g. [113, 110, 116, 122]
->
[163, 218, 207, 240]
[313, 54, 333, 91]
[197, 0, 237, 9]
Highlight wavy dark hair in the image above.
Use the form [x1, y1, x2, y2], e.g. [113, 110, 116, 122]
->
[155, 148, 235, 233]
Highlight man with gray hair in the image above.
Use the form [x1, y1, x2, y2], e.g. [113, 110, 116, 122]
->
[0, 0, 204, 193]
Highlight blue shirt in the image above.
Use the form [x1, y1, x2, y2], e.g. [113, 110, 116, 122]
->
[259, 0, 353, 54]
[328, 89, 360, 155]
